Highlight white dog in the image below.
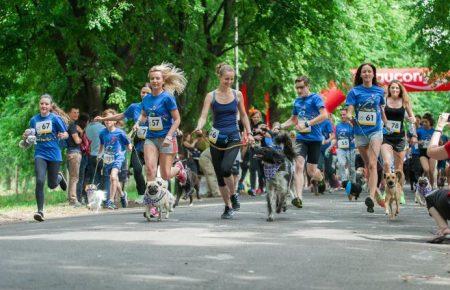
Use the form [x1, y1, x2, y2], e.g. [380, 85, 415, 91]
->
[85, 184, 106, 213]
[143, 180, 174, 221]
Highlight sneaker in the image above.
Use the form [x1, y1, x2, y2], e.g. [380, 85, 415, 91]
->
[135, 195, 144, 205]
[33, 211, 45, 222]
[120, 191, 128, 208]
[248, 189, 256, 197]
[230, 194, 240, 211]
[365, 197, 374, 213]
[175, 161, 187, 186]
[70, 201, 83, 208]
[221, 206, 234, 219]
[58, 172, 67, 191]
[106, 200, 116, 210]
[375, 191, 385, 208]
[255, 188, 262, 195]
[400, 192, 406, 205]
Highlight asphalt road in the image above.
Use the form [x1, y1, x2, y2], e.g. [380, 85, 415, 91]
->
[0, 190, 449, 290]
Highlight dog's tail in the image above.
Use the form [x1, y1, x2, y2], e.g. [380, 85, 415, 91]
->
[275, 133, 296, 161]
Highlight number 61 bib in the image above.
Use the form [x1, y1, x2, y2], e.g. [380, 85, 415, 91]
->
[358, 110, 376, 126]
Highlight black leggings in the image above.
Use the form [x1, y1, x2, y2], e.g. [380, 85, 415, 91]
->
[130, 149, 146, 195]
[210, 142, 240, 187]
[35, 158, 61, 212]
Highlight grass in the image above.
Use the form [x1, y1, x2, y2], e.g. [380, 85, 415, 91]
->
[0, 188, 140, 210]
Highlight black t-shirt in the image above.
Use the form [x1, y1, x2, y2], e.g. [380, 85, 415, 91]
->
[426, 189, 450, 220]
[66, 122, 80, 151]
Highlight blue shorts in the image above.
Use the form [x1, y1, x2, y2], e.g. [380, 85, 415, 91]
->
[103, 155, 125, 175]
[354, 130, 383, 147]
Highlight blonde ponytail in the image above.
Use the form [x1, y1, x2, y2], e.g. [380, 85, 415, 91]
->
[148, 63, 187, 95]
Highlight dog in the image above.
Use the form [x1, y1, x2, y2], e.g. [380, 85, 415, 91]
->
[143, 180, 175, 221]
[355, 167, 368, 193]
[85, 184, 106, 213]
[383, 170, 404, 219]
[254, 133, 296, 222]
[341, 180, 362, 201]
[19, 128, 36, 149]
[174, 161, 200, 208]
[437, 176, 447, 189]
[415, 176, 431, 206]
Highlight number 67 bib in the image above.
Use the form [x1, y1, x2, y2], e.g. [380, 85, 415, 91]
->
[358, 110, 376, 126]
[36, 120, 52, 135]
[148, 117, 163, 131]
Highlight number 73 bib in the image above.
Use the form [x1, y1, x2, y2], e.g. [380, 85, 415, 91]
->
[148, 117, 163, 131]
[36, 120, 52, 134]
[358, 110, 376, 126]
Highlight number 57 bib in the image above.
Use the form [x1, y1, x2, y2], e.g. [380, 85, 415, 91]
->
[358, 110, 376, 126]
[148, 117, 163, 131]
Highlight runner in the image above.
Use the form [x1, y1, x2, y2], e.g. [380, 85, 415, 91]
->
[417, 113, 436, 188]
[96, 86, 151, 199]
[346, 63, 386, 213]
[335, 108, 356, 185]
[279, 76, 327, 208]
[134, 63, 187, 187]
[98, 109, 132, 209]
[194, 63, 254, 219]
[23, 94, 68, 222]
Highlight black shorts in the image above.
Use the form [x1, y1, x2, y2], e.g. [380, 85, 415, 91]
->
[295, 140, 321, 165]
[419, 149, 429, 159]
[383, 135, 407, 152]
[426, 189, 450, 220]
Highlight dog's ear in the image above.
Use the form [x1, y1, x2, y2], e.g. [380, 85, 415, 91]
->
[395, 170, 402, 181]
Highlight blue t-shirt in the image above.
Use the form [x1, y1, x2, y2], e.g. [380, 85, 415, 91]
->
[30, 113, 67, 162]
[292, 93, 325, 142]
[140, 91, 177, 138]
[345, 85, 385, 136]
[124, 102, 146, 152]
[417, 127, 434, 150]
[86, 122, 106, 157]
[335, 122, 355, 150]
[320, 119, 334, 153]
[99, 128, 130, 159]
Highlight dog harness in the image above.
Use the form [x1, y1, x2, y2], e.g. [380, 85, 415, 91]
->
[144, 189, 166, 206]
[417, 185, 433, 197]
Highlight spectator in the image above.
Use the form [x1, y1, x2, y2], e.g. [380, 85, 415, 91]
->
[85, 111, 106, 189]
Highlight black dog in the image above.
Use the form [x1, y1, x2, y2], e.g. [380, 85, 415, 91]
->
[174, 160, 200, 208]
[342, 180, 362, 200]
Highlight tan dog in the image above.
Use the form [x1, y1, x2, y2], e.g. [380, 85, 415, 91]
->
[383, 170, 404, 219]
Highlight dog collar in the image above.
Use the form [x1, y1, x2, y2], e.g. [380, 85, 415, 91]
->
[144, 189, 166, 205]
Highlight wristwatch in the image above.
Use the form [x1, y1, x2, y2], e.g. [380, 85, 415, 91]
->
[305, 121, 310, 128]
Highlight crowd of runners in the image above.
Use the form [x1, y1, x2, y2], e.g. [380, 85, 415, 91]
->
[21, 62, 450, 238]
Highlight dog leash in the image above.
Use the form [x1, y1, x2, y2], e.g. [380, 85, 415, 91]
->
[191, 131, 248, 151]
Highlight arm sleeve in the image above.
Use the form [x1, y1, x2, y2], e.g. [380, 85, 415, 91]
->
[123, 105, 134, 121]
[292, 101, 298, 116]
[444, 141, 450, 159]
[120, 131, 130, 146]
[379, 89, 385, 105]
[346, 89, 355, 106]
[166, 95, 178, 111]
[99, 132, 105, 145]
[54, 116, 67, 132]
[315, 95, 325, 110]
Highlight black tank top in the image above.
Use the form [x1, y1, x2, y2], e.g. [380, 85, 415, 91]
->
[384, 104, 405, 136]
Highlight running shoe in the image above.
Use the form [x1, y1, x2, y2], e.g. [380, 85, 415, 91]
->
[365, 197, 374, 213]
[221, 206, 234, 219]
[71, 201, 83, 208]
[58, 172, 67, 191]
[237, 182, 245, 193]
[230, 194, 240, 211]
[175, 161, 187, 186]
[255, 188, 262, 195]
[291, 197, 303, 208]
[120, 191, 128, 208]
[33, 211, 45, 222]
[106, 200, 116, 210]
[375, 191, 385, 208]
[135, 195, 144, 205]
[248, 189, 256, 197]
[400, 192, 406, 205]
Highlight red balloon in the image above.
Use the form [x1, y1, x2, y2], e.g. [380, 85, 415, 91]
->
[325, 88, 345, 113]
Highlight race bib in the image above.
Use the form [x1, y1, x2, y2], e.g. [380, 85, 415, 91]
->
[103, 153, 115, 165]
[137, 126, 148, 139]
[298, 118, 311, 133]
[337, 139, 350, 149]
[358, 111, 376, 126]
[422, 140, 430, 148]
[36, 121, 52, 135]
[208, 127, 220, 144]
[148, 117, 163, 131]
[387, 120, 401, 133]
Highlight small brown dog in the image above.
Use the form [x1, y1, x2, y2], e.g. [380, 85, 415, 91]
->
[384, 170, 404, 219]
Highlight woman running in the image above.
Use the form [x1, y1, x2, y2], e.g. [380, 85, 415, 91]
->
[346, 63, 386, 213]
[195, 63, 254, 219]
[417, 113, 437, 188]
[23, 94, 68, 221]
[135, 63, 187, 186]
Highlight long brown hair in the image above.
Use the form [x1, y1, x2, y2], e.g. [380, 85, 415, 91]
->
[387, 80, 411, 108]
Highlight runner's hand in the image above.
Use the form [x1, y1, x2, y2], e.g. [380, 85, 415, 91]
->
[94, 116, 103, 122]
[58, 132, 69, 139]
[132, 122, 139, 132]
[162, 136, 172, 147]
[436, 113, 450, 130]
[247, 134, 255, 144]
[194, 128, 202, 135]
[296, 122, 306, 131]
